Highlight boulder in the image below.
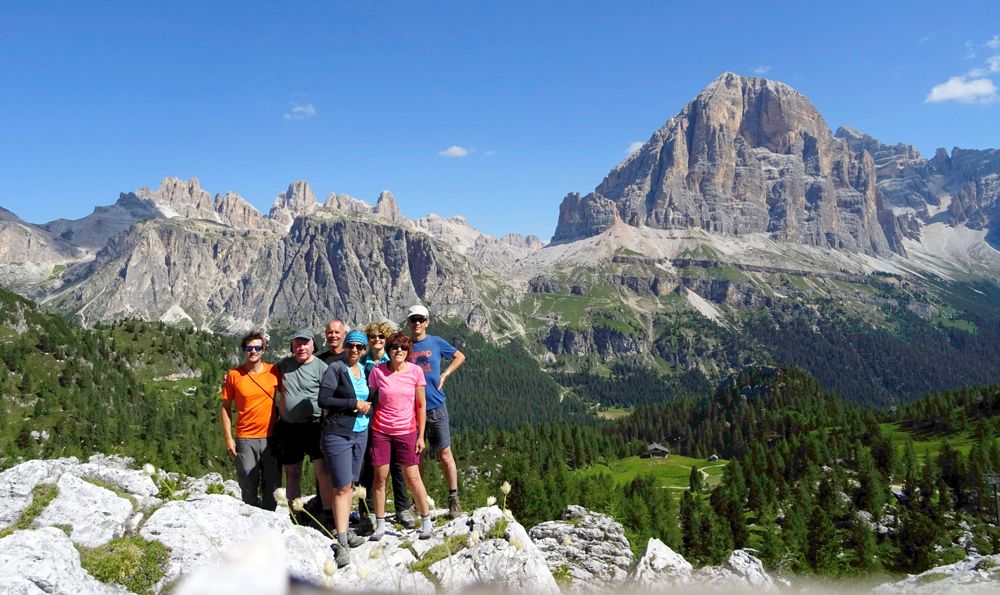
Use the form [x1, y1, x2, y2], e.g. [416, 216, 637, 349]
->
[629, 538, 692, 588]
[0, 527, 124, 594]
[529, 505, 634, 591]
[694, 549, 780, 591]
[874, 553, 1000, 594]
[35, 473, 134, 547]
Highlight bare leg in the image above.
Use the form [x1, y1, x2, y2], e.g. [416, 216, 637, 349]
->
[313, 459, 336, 511]
[372, 464, 389, 517]
[402, 464, 430, 516]
[333, 482, 353, 536]
[284, 462, 302, 501]
[438, 446, 458, 491]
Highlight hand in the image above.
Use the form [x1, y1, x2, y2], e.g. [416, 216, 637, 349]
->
[356, 401, 372, 414]
[416, 435, 425, 455]
[225, 437, 237, 458]
[437, 371, 449, 390]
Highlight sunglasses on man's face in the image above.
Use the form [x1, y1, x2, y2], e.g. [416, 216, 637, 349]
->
[368, 334, 386, 341]
[408, 316, 427, 324]
[345, 343, 366, 351]
[243, 345, 264, 353]
[388, 344, 409, 352]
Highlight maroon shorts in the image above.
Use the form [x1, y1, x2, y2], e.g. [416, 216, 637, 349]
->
[369, 430, 421, 467]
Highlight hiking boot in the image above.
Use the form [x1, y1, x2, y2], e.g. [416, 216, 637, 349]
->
[396, 508, 415, 529]
[354, 516, 374, 535]
[448, 493, 462, 518]
[344, 530, 365, 548]
[330, 542, 351, 568]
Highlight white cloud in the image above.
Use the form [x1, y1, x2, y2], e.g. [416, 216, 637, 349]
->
[964, 40, 977, 60]
[626, 141, 644, 156]
[283, 103, 316, 122]
[752, 65, 772, 75]
[439, 145, 470, 158]
[918, 33, 934, 44]
[988, 55, 1000, 73]
[484, 149, 496, 157]
[987, 35, 1000, 50]
[925, 76, 998, 104]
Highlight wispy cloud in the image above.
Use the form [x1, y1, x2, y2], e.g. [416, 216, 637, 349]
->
[484, 149, 496, 157]
[987, 35, 1000, 50]
[626, 141, 644, 156]
[439, 145, 470, 158]
[918, 32, 934, 44]
[925, 76, 998, 104]
[964, 40, 977, 60]
[988, 56, 1000, 73]
[283, 102, 316, 122]
[752, 65, 772, 75]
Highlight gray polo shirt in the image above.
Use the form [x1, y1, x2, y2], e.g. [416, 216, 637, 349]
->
[277, 356, 329, 423]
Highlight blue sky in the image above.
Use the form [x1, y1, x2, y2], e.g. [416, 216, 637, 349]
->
[1, 1, 998, 240]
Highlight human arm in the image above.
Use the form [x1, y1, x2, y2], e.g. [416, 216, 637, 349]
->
[414, 384, 426, 454]
[317, 362, 358, 413]
[219, 399, 237, 457]
[438, 350, 465, 390]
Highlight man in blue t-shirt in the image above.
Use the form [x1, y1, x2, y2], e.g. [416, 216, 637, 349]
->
[406, 304, 466, 517]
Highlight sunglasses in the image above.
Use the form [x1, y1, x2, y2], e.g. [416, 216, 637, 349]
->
[388, 344, 409, 352]
[243, 345, 264, 352]
[345, 343, 366, 351]
[408, 316, 427, 324]
[368, 334, 386, 341]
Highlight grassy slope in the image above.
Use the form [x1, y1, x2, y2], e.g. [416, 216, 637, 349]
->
[574, 454, 728, 490]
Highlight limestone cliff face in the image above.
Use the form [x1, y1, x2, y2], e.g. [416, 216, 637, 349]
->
[837, 127, 1000, 247]
[552, 73, 896, 255]
[47, 212, 504, 334]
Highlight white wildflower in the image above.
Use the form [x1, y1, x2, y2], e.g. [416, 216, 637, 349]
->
[369, 545, 385, 560]
[354, 485, 367, 501]
[292, 497, 307, 512]
[509, 537, 524, 551]
[426, 496, 436, 510]
[503, 509, 514, 522]
[273, 488, 288, 506]
[142, 463, 156, 476]
[486, 495, 497, 507]
[501, 481, 511, 495]
[323, 559, 337, 576]
[468, 530, 481, 547]
[356, 565, 370, 580]
[562, 534, 572, 546]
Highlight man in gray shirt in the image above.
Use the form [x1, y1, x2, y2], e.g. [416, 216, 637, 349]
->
[274, 329, 335, 523]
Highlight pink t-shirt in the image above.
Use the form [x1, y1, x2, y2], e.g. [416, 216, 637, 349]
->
[368, 362, 426, 435]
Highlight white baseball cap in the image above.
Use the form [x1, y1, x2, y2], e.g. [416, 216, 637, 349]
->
[407, 304, 430, 319]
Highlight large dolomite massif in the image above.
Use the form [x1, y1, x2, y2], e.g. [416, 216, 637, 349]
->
[552, 72, 898, 255]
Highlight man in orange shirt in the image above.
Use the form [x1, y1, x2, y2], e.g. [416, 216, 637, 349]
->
[220, 331, 281, 510]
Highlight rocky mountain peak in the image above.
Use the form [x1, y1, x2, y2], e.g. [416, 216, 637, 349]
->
[213, 192, 266, 230]
[268, 180, 318, 229]
[374, 190, 404, 223]
[324, 192, 371, 214]
[136, 177, 217, 221]
[552, 74, 895, 256]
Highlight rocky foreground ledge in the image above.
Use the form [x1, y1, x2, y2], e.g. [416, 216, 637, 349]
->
[1, 456, 999, 594]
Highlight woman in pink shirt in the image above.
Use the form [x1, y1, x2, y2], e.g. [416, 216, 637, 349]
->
[366, 331, 433, 540]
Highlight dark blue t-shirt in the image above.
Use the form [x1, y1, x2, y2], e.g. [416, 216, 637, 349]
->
[410, 335, 457, 411]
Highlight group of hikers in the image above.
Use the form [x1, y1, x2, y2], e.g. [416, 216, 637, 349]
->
[218, 304, 465, 567]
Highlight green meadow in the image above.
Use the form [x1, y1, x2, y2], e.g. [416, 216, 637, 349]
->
[575, 454, 728, 490]
[881, 422, 1000, 462]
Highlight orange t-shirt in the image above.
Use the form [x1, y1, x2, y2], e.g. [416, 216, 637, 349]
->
[220, 363, 279, 439]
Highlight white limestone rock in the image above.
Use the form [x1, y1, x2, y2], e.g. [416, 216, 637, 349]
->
[695, 549, 779, 591]
[0, 458, 78, 528]
[141, 494, 334, 587]
[0, 527, 125, 594]
[183, 471, 241, 500]
[629, 538, 693, 588]
[430, 513, 560, 594]
[529, 504, 634, 592]
[873, 553, 1000, 594]
[35, 473, 133, 547]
